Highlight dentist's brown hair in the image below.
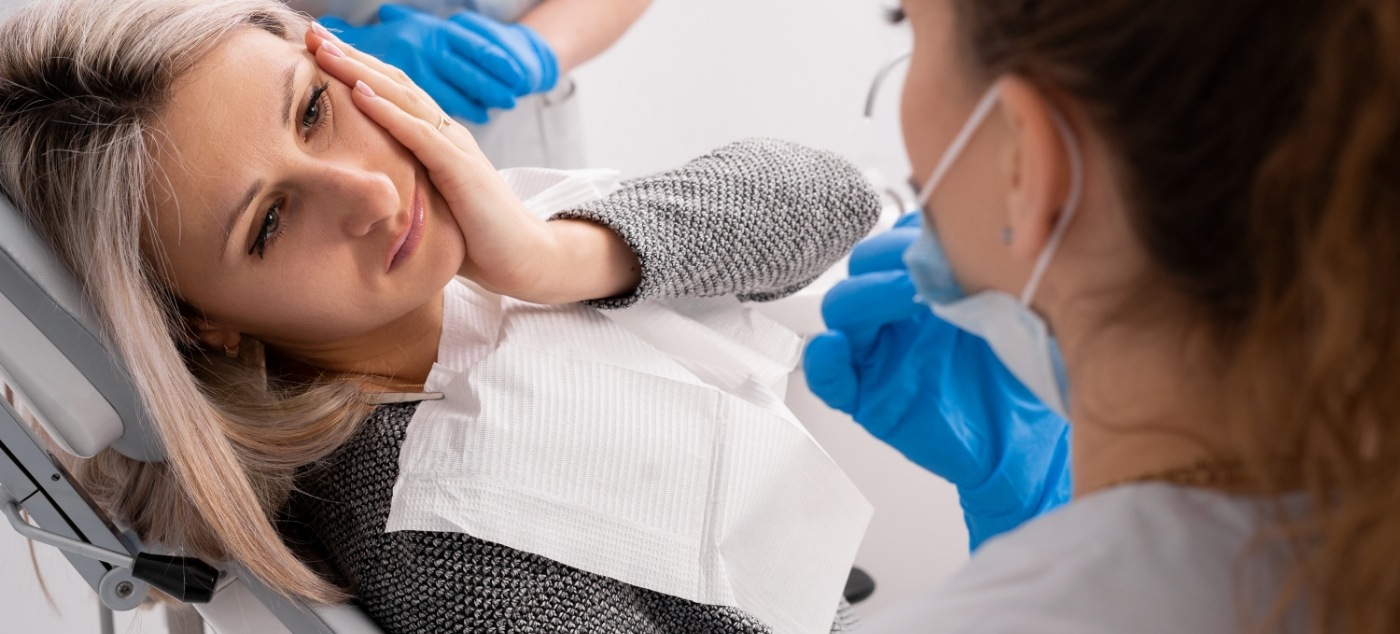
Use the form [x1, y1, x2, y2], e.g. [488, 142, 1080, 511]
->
[952, 0, 1399, 631]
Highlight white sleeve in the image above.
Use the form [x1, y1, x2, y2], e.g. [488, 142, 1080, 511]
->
[859, 486, 1276, 634]
[859, 538, 1120, 634]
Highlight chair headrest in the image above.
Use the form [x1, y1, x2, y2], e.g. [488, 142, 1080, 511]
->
[0, 194, 163, 461]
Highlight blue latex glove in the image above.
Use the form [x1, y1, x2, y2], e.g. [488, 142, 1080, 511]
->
[804, 213, 1072, 549]
[320, 5, 528, 124]
[448, 10, 558, 97]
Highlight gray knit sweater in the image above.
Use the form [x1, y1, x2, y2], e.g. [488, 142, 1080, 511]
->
[283, 139, 881, 633]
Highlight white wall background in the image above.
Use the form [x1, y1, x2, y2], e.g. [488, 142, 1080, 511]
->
[1, 1, 967, 632]
[574, 0, 915, 184]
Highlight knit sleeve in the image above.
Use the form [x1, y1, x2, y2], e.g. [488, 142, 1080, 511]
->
[550, 138, 882, 309]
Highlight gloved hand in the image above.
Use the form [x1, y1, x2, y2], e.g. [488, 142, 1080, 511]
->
[804, 213, 1072, 549]
[320, 5, 529, 124]
[448, 10, 559, 98]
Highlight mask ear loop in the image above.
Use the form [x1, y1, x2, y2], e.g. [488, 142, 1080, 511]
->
[916, 84, 1005, 207]
[1018, 106, 1084, 306]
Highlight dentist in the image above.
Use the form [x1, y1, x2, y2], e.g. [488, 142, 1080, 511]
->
[806, 1, 1400, 631]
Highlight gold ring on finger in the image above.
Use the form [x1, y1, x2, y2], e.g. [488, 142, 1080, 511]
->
[436, 113, 452, 132]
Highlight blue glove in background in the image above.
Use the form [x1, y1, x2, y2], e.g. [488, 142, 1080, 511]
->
[804, 212, 1071, 550]
[449, 10, 558, 97]
[320, 5, 528, 124]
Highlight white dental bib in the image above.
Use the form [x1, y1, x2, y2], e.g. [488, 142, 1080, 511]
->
[385, 169, 872, 634]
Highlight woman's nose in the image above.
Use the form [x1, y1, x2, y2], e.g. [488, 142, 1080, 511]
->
[323, 165, 400, 238]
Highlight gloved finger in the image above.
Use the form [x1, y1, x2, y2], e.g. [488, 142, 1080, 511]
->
[803, 332, 859, 415]
[451, 88, 491, 123]
[821, 270, 924, 331]
[448, 8, 511, 41]
[418, 73, 490, 124]
[849, 227, 921, 275]
[428, 52, 517, 110]
[376, 3, 418, 24]
[823, 271, 926, 353]
[894, 211, 924, 228]
[427, 85, 490, 125]
[450, 11, 559, 95]
[851, 319, 963, 431]
[443, 25, 529, 93]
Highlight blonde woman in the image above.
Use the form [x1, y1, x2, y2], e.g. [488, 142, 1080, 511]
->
[0, 0, 879, 631]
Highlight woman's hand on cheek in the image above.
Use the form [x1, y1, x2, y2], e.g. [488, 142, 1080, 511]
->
[306, 26, 641, 304]
[305, 25, 570, 301]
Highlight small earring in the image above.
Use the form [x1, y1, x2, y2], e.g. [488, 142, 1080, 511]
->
[1001, 226, 1013, 245]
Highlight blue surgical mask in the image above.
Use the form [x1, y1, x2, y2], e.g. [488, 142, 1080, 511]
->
[902, 84, 1083, 417]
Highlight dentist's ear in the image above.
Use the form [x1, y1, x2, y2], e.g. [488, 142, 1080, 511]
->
[997, 76, 1074, 263]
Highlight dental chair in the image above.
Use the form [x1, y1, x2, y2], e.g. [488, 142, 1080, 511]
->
[0, 193, 384, 633]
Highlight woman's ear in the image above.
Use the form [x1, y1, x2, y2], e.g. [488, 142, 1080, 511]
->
[997, 76, 1073, 263]
[190, 317, 242, 355]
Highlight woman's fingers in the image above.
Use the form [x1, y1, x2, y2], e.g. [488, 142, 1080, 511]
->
[350, 79, 555, 296]
[307, 23, 420, 92]
[311, 25, 558, 300]
[306, 25, 492, 123]
[306, 25, 443, 125]
[317, 41, 441, 124]
[412, 70, 492, 124]
[348, 81, 478, 193]
[348, 79, 507, 232]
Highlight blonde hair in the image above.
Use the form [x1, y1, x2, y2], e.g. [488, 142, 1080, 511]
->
[0, 0, 373, 602]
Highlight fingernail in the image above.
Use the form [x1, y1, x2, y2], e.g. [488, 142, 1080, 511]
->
[321, 40, 345, 58]
[355, 80, 375, 97]
[311, 21, 337, 41]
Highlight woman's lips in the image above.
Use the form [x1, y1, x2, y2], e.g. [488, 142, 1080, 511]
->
[387, 185, 426, 272]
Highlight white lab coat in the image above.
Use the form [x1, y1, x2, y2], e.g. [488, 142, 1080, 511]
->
[295, 0, 586, 168]
[863, 483, 1308, 633]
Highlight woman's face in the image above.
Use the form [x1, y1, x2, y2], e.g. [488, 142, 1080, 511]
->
[898, 0, 1032, 295]
[148, 26, 465, 352]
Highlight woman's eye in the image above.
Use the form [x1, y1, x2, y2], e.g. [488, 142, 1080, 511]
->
[301, 81, 330, 135]
[248, 200, 283, 259]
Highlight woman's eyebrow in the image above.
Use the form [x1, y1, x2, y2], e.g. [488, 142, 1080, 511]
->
[221, 59, 303, 251]
[223, 176, 265, 246]
[277, 59, 299, 127]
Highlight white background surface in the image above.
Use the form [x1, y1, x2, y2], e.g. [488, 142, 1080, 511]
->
[0, 0, 967, 632]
